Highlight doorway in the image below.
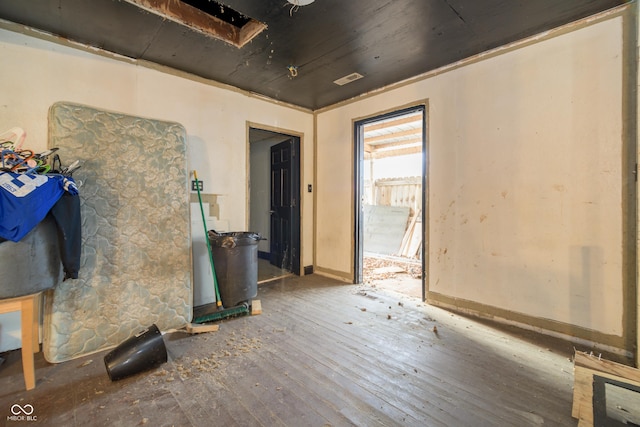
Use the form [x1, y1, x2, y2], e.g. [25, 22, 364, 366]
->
[249, 127, 301, 283]
[354, 106, 427, 300]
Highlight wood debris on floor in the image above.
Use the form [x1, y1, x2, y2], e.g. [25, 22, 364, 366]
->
[363, 256, 422, 282]
[363, 255, 423, 298]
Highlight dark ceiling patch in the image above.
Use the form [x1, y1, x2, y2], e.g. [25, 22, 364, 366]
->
[126, 0, 266, 48]
[180, 0, 251, 28]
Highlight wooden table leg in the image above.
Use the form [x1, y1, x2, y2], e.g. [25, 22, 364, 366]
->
[20, 295, 36, 390]
[31, 294, 40, 353]
[0, 293, 39, 391]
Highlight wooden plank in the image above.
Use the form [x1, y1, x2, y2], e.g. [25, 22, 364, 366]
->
[364, 115, 421, 132]
[251, 299, 262, 315]
[185, 323, 220, 334]
[372, 178, 422, 214]
[572, 351, 640, 425]
[365, 128, 421, 144]
[370, 145, 422, 159]
[398, 213, 419, 256]
[574, 351, 640, 383]
[573, 365, 640, 426]
[572, 365, 594, 424]
[406, 220, 422, 257]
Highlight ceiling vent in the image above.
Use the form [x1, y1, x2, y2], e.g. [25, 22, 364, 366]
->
[125, 0, 266, 48]
[333, 72, 364, 86]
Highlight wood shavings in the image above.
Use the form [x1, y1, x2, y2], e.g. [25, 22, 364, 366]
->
[171, 334, 262, 380]
[363, 256, 422, 283]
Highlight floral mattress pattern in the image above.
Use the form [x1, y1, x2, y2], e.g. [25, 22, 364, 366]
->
[43, 102, 191, 363]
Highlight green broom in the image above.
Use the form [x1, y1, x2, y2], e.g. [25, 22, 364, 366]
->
[192, 170, 248, 323]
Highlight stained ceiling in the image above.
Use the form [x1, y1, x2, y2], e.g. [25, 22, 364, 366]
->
[0, 0, 629, 110]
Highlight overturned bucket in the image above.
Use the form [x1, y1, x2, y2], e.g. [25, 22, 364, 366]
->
[104, 324, 167, 381]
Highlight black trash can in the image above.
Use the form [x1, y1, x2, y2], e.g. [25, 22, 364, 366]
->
[208, 231, 261, 307]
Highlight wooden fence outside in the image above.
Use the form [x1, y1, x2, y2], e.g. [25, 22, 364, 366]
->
[364, 176, 422, 215]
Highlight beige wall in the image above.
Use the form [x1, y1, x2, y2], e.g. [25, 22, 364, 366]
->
[316, 12, 633, 355]
[0, 24, 314, 351]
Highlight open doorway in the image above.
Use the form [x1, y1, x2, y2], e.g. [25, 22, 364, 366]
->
[354, 106, 426, 300]
[249, 127, 301, 284]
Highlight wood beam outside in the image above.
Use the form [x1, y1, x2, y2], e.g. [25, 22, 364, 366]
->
[365, 128, 421, 144]
[364, 115, 421, 132]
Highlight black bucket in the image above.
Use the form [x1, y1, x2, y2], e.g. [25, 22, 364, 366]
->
[104, 324, 167, 381]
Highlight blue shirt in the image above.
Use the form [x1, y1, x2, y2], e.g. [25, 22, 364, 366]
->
[0, 172, 78, 242]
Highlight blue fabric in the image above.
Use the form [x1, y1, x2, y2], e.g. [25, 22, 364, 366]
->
[0, 172, 76, 242]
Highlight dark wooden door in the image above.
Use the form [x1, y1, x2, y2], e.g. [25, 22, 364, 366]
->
[270, 139, 294, 270]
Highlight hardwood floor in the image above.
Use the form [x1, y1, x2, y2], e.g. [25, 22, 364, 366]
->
[258, 259, 292, 284]
[0, 274, 578, 426]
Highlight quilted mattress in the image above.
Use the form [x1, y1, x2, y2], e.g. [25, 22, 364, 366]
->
[43, 102, 192, 363]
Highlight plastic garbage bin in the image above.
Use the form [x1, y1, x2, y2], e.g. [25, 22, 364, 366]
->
[208, 231, 261, 307]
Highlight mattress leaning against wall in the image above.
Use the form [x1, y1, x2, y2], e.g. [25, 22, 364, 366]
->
[43, 102, 192, 363]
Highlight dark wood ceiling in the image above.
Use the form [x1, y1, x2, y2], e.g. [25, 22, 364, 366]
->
[0, 0, 628, 110]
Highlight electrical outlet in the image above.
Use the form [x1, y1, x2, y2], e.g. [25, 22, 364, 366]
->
[191, 180, 203, 191]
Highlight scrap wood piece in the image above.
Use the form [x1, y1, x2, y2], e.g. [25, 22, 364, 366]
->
[572, 365, 596, 423]
[406, 221, 422, 257]
[572, 351, 640, 425]
[574, 351, 640, 382]
[398, 211, 419, 255]
[251, 300, 262, 315]
[185, 323, 220, 334]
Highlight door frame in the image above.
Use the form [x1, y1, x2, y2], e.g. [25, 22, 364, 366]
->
[248, 124, 302, 275]
[354, 104, 428, 300]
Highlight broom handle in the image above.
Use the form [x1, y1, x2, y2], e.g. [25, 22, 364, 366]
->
[194, 170, 222, 307]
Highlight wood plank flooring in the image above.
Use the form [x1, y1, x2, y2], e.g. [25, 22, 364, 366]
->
[258, 259, 292, 284]
[0, 274, 579, 426]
